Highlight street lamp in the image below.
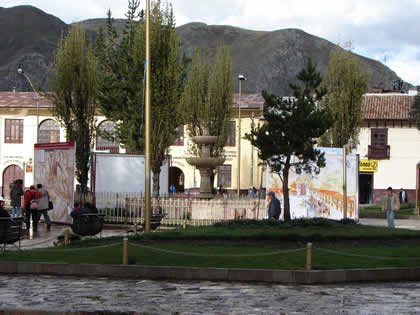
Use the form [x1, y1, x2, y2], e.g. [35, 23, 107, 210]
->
[18, 68, 39, 143]
[237, 74, 246, 197]
[250, 112, 255, 186]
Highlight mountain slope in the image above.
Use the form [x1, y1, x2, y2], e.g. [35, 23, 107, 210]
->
[0, 6, 409, 95]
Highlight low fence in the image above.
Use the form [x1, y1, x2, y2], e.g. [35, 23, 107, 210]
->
[90, 192, 266, 226]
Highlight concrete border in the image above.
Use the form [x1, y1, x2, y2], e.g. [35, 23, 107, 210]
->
[1, 262, 420, 284]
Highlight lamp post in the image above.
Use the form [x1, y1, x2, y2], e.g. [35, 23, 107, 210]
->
[250, 112, 255, 186]
[144, 0, 152, 232]
[236, 74, 246, 198]
[18, 68, 39, 143]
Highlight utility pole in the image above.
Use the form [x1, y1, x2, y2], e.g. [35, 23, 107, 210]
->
[144, 0, 151, 232]
[236, 74, 246, 197]
[250, 112, 255, 186]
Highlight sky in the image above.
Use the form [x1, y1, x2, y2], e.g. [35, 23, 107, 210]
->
[2, 0, 420, 85]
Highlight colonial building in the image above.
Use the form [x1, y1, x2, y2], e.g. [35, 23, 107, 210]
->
[357, 90, 420, 204]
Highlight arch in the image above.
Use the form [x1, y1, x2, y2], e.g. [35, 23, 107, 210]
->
[2, 164, 24, 201]
[169, 166, 184, 193]
[96, 120, 119, 153]
[39, 119, 60, 143]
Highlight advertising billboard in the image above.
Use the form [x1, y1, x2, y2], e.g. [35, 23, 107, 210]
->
[34, 142, 76, 224]
[266, 147, 359, 220]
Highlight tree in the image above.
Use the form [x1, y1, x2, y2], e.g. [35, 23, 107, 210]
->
[245, 59, 334, 221]
[48, 24, 98, 192]
[409, 91, 420, 130]
[180, 47, 233, 186]
[97, 0, 185, 197]
[319, 45, 369, 147]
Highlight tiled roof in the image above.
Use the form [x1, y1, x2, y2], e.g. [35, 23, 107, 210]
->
[233, 93, 265, 110]
[361, 93, 413, 120]
[0, 92, 52, 108]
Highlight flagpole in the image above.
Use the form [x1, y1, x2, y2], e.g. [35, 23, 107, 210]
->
[144, 0, 151, 232]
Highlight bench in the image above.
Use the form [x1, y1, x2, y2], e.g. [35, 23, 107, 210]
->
[0, 217, 25, 251]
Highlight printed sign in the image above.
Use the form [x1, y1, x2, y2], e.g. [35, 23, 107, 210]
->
[359, 159, 378, 172]
[266, 147, 359, 220]
[34, 142, 76, 224]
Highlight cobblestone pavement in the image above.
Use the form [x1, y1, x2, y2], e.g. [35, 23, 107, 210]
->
[0, 275, 419, 314]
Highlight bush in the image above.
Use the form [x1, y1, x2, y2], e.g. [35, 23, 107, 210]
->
[213, 217, 357, 228]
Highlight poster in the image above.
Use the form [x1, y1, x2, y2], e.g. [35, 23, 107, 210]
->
[266, 147, 359, 220]
[34, 142, 76, 224]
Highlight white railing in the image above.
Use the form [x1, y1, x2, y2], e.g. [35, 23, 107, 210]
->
[91, 192, 266, 226]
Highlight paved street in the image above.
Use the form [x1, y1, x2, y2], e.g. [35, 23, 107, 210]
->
[0, 275, 419, 314]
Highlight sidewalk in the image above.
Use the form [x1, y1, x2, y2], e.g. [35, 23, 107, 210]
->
[359, 218, 420, 230]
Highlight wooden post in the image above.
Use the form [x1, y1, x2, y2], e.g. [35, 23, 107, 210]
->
[306, 242, 312, 271]
[64, 228, 70, 245]
[122, 238, 128, 265]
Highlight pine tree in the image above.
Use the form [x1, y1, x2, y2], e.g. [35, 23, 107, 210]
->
[245, 59, 334, 221]
[319, 46, 369, 147]
[48, 24, 98, 192]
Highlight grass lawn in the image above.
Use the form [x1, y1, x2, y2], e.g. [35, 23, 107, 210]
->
[360, 202, 417, 217]
[2, 219, 420, 270]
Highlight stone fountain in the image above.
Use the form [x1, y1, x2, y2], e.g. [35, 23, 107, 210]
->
[186, 129, 225, 198]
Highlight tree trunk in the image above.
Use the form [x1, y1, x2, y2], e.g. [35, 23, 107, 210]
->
[282, 164, 291, 222]
[152, 167, 160, 198]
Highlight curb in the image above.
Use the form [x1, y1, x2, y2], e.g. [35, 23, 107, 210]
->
[1, 262, 420, 284]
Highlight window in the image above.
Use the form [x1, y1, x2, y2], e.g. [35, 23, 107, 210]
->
[217, 165, 232, 187]
[96, 120, 119, 153]
[371, 128, 388, 146]
[174, 125, 184, 146]
[225, 121, 236, 146]
[5, 119, 23, 144]
[39, 119, 60, 143]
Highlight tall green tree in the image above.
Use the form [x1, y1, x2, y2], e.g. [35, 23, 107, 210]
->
[97, 0, 185, 197]
[180, 47, 233, 185]
[48, 24, 98, 192]
[409, 90, 420, 130]
[319, 46, 369, 147]
[245, 59, 334, 221]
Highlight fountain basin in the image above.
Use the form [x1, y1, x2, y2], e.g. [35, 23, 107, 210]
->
[186, 157, 225, 168]
[191, 135, 219, 145]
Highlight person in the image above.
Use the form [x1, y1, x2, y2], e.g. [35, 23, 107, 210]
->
[399, 188, 408, 204]
[23, 185, 42, 232]
[73, 201, 81, 211]
[169, 184, 176, 194]
[248, 186, 255, 198]
[36, 184, 52, 231]
[267, 191, 281, 220]
[10, 179, 24, 217]
[382, 187, 400, 228]
[0, 196, 10, 218]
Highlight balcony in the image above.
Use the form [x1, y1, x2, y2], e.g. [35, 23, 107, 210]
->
[368, 145, 390, 159]
[96, 145, 120, 154]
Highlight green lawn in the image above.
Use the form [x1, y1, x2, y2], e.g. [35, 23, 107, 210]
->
[359, 202, 417, 217]
[2, 219, 420, 270]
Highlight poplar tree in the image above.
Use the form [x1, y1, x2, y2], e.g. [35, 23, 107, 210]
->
[319, 46, 369, 147]
[245, 59, 334, 221]
[97, 0, 185, 197]
[409, 91, 420, 130]
[48, 24, 98, 193]
[180, 47, 233, 186]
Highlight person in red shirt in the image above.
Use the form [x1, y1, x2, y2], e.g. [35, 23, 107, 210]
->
[23, 185, 42, 233]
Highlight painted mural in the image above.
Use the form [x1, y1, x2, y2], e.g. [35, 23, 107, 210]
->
[266, 147, 359, 220]
[34, 142, 75, 224]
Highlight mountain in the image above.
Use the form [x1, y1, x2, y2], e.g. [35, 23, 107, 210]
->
[0, 5, 411, 95]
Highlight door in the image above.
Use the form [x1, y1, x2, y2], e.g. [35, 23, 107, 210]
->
[359, 173, 373, 204]
[2, 165, 24, 200]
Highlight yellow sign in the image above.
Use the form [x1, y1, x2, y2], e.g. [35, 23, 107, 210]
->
[359, 160, 378, 172]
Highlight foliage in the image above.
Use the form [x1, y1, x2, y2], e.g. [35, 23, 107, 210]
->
[319, 46, 369, 147]
[180, 47, 234, 158]
[48, 24, 98, 192]
[97, 0, 186, 196]
[409, 90, 420, 130]
[213, 218, 356, 227]
[245, 59, 334, 221]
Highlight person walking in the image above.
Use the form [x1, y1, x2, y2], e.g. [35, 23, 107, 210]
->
[36, 184, 52, 231]
[399, 188, 408, 204]
[23, 185, 42, 233]
[9, 179, 24, 217]
[382, 187, 400, 228]
[267, 191, 281, 220]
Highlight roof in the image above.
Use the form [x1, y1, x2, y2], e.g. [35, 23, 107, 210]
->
[361, 93, 414, 120]
[233, 93, 265, 110]
[0, 92, 51, 108]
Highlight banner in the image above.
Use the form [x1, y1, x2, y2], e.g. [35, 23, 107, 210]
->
[34, 142, 76, 224]
[266, 147, 359, 220]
